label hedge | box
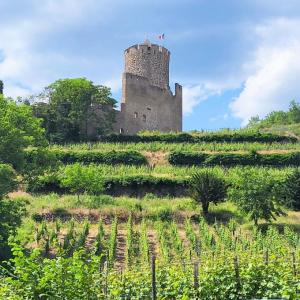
[168,151,300,167]
[25,150,147,166]
[28,174,189,197]
[99,132,297,143]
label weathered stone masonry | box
[114,40,182,134]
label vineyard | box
[1,130,300,299]
[2,215,300,299]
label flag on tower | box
[158,33,165,40]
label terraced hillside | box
[3,130,300,299]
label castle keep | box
[114,40,182,134]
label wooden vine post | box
[193,261,200,296]
[233,256,241,299]
[151,256,157,300]
[292,252,297,276]
[264,250,269,266]
[103,261,109,299]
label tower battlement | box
[124,40,170,89]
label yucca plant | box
[189,170,228,215]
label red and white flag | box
[158,33,165,40]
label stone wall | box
[115,73,182,134]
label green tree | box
[248,100,300,127]
[229,168,285,225]
[33,78,116,142]
[189,170,227,215]
[280,168,300,210]
[0,164,26,260]
[0,164,17,198]
[0,80,3,94]
[247,115,260,128]
[0,95,47,170]
[288,100,300,123]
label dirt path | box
[143,151,169,166]
[115,229,126,269]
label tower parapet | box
[113,41,182,134]
[124,40,170,89]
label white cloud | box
[0,0,114,98]
[103,77,122,94]
[230,18,300,125]
[182,84,210,115]
[182,78,240,115]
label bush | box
[0,198,27,260]
[228,168,285,225]
[59,163,105,200]
[168,151,300,167]
[0,164,27,260]
[100,131,296,143]
[45,150,147,165]
[280,168,300,210]
[0,164,17,198]
[28,172,189,197]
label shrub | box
[0,164,17,198]
[100,131,296,143]
[228,168,285,225]
[0,164,26,260]
[48,150,147,165]
[189,170,228,215]
[59,163,105,200]
[168,151,300,167]
[28,172,189,197]
[280,168,300,210]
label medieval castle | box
[1,41,182,137]
[113,40,182,134]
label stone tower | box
[115,40,182,134]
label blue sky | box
[1,0,300,130]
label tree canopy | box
[0,95,47,170]
[0,164,17,198]
[0,163,26,260]
[228,168,285,225]
[248,100,300,127]
[32,78,117,142]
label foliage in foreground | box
[0,239,299,299]
[0,164,26,260]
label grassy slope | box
[261,123,300,140]
[12,193,300,231]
